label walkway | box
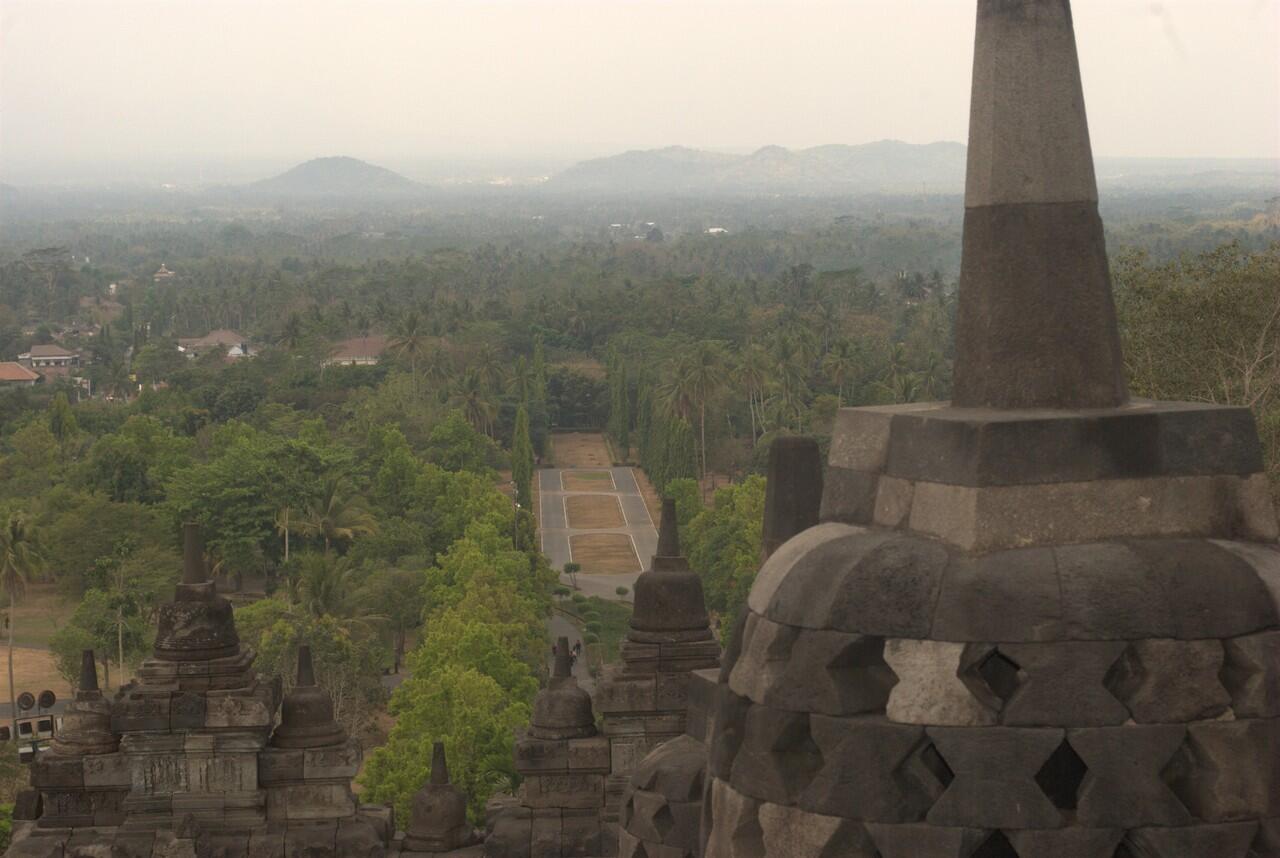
[539,466,658,602]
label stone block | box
[522,774,604,810]
[609,738,656,776]
[828,406,907,472]
[485,810,533,858]
[1071,725,1192,827]
[246,831,285,858]
[516,737,569,773]
[707,687,750,781]
[281,782,356,820]
[39,785,96,826]
[799,717,937,823]
[884,639,997,727]
[728,705,823,806]
[652,672,690,711]
[1165,720,1279,822]
[924,726,1063,829]
[931,547,1064,642]
[817,466,878,525]
[727,613,797,706]
[872,476,914,528]
[561,808,602,856]
[1223,631,1280,718]
[194,832,249,858]
[746,524,878,621]
[1252,818,1280,858]
[357,804,394,843]
[302,743,360,780]
[111,831,158,858]
[112,694,171,733]
[169,693,206,731]
[566,737,609,773]
[13,790,42,820]
[1007,828,1124,858]
[204,690,273,729]
[335,818,387,858]
[863,823,985,858]
[685,669,718,743]
[703,779,762,858]
[759,801,878,857]
[1123,822,1258,858]
[151,831,198,858]
[530,809,561,858]
[1105,639,1231,723]
[64,829,114,857]
[594,676,656,715]
[31,757,84,789]
[283,823,336,858]
[1239,473,1280,541]
[818,535,949,638]
[1056,541,1176,640]
[5,832,70,858]
[997,641,1129,727]
[91,789,126,826]
[258,749,304,785]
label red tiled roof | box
[0,362,39,382]
[329,335,389,360]
[26,344,78,358]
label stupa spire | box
[655,498,680,557]
[78,649,98,693]
[553,636,573,679]
[181,521,206,585]
[951,0,1128,409]
[430,741,450,786]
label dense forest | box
[0,191,1277,827]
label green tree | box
[48,392,78,443]
[299,477,378,554]
[511,406,534,511]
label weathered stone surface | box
[301,743,360,780]
[872,476,914,528]
[703,779,762,858]
[521,773,604,810]
[762,436,823,558]
[1251,818,1280,858]
[334,818,387,858]
[1071,725,1192,828]
[996,641,1128,727]
[727,705,823,806]
[799,718,939,823]
[632,736,705,803]
[747,524,874,619]
[864,823,985,858]
[246,831,285,858]
[1165,720,1280,822]
[758,802,879,857]
[685,669,719,744]
[932,548,1063,642]
[1240,473,1280,541]
[817,466,878,526]
[925,726,1063,829]
[1223,631,1280,718]
[1105,639,1231,724]
[257,749,304,785]
[884,640,997,726]
[707,686,750,782]
[283,822,337,858]
[1123,822,1259,858]
[5,832,70,858]
[1007,828,1124,858]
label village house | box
[0,362,40,387]
[323,334,388,367]
[176,329,257,360]
[17,343,82,379]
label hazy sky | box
[2,0,1277,182]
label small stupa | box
[271,645,348,749]
[51,650,119,757]
[402,742,476,853]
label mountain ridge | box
[250,156,420,197]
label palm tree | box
[0,513,44,739]
[297,553,358,618]
[822,340,860,407]
[389,311,429,384]
[450,369,498,436]
[298,478,378,554]
[474,344,505,393]
[676,342,727,492]
[738,344,772,444]
[275,506,293,564]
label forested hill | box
[548,142,1280,195]
[250,156,421,197]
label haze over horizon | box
[2,0,1278,185]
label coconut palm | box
[0,513,44,740]
[450,369,498,436]
[298,478,378,554]
[389,310,430,384]
[822,340,860,407]
[738,344,772,444]
[674,341,727,491]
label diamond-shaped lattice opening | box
[978,649,1023,703]
[1035,738,1088,810]
[650,803,675,840]
[919,742,954,789]
[1111,844,1137,858]
[971,831,1020,858]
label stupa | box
[703,2,1280,857]
[596,498,721,826]
[402,742,478,854]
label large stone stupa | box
[703,2,1280,857]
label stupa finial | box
[181,522,205,585]
[656,498,680,557]
[951,0,1127,410]
[430,741,450,785]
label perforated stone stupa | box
[702,1,1280,856]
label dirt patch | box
[570,534,641,574]
[3,648,72,702]
[563,470,615,492]
[565,495,625,529]
[553,433,613,468]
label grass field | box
[563,470,614,492]
[565,495,625,529]
[553,433,612,468]
[569,533,641,574]
[3,648,72,701]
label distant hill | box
[250,157,420,197]
[548,142,1280,196]
[548,141,967,194]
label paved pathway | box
[539,466,658,602]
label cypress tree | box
[512,406,534,510]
